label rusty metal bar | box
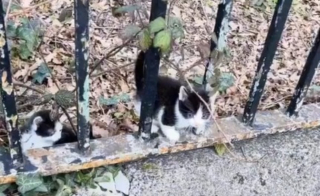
[0,0,23,166]
[202,0,233,89]
[138,0,167,140]
[0,103,317,184]
[287,29,320,116]
[242,0,293,126]
[74,0,90,153]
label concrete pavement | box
[126,129,320,196]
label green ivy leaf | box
[55,185,72,196]
[99,93,130,106]
[148,17,166,34]
[16,174,44,194]
[139,29,152,51]
[0,184,10,193]
[214,143,226,156]
[32,184,49,193]
[32,63,51,84]
[10,4,22,11]
[18,42,33,59]
[16,27,38,51]
[120,24,141,40]
[107,166,121,178]
[63,173,77,188]
[94,175,111,183]
[20,17,29,26]
[17,26,33,42]
[114,5,140,14]
[142,163,159,171]
[219,72,235,92]
[168,16,185,39]
[6,20,17,38]
[16,18,41,56]
[153,29,171,53]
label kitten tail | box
[134,51,146,92]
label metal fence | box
[0,0,319,182]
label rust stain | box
[41,154,146,176]
[1,71,13,95]
[0,31,5,47]
[0,176,16,184]
[26,148,51,157]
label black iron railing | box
[138,0,167,140]
[0,0,319,179]
[74,0,91,154]
[0,0,23,167]
[242,0,293,125]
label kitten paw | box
[166,131,180,142]
[193,126,206,135]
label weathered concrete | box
[126,128,320,196]
[3,104,320,184]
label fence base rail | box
[0,103,320,184]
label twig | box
[185,79,267,162]
[89,31,141,77]
[13,81,45,94]
[5,0,13,23]
[199,0,210,34]
[261,95,291,110]
[132,0,146,27]
[162,58,185,81]
[182,58,206,74]
[240,146,247,161]
[61,106,77,135]
[184,74,269,162]
[34,25,76,134]
[37,41,61,91]
[8,0,52,18]
[184,79,234,148]
[91,62,134,78]
[166,0,179,27]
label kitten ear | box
[179,86,188,101]
[33,116,43,126]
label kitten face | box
[21,114,63,153]
[32,116,63,142]
[178,86,211,128]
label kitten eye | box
[202,112,210,119]
[187,113,193,118]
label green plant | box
[114,5,185,54]
[8,17,42,60]
[0,166,130,195]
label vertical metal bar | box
[203,0,233,88]
[0,0,23,165]
[287,29,320,116]
[242,0,293,125]
[75,0,90,153]
[138,0,167,140]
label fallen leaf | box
[214,143,226,156]
[114,171,130,195]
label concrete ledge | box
[1,103,320,184]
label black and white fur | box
[20,110,94,153]
[133,51,212,142]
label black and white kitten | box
[21,110,94,153]
[133,51,212,142]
